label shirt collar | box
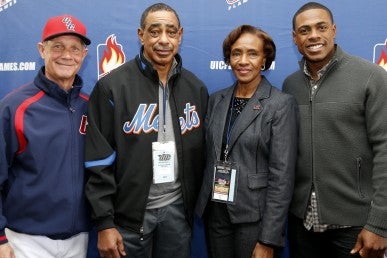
[303,59,332,81]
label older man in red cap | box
[0,14,91,258]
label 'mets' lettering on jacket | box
[122,103,200,134]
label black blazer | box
[195,77,299,247]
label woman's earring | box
[261,64,266,71]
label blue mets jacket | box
[0,67,90,244]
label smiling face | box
[229,32,266,87]
[293,8,336,71]
[38,34,87,91]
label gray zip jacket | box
[283,45,387,237]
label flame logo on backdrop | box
[97,34,125,79]
[373,38,387,71]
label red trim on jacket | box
[14,91,45,154]
[0,235,7,244]
[79,93,89,101]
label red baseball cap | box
[42,14,91,45]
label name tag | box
[212,161,238,204]
[152,141,176,184]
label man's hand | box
[0,243,15,258]
[351,229,387,258]
[98,228,126,258]
[251,242,274,258]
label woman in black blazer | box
[195,25,299,258]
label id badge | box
[152,141,176,184]
[211,161,238,204]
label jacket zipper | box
[67,94,78,233]
[356,157,364,198]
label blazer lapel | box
[211,86,234,160]
[227,77,271,151]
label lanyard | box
[162,85,167,134]
[159,83,169,141]
[224,93,239,161]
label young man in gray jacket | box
[283,2,387,258]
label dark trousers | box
[205,201,282,258]
[117,198,191,258]
[287,214,362,258]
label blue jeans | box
[117,198,191,258]
[288,214,362,258]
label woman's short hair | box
[223,24,276,71]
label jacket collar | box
[220,76,272,101]
[298,44,344,72]
[34,67,83,104]
[214,76,272,158]
[135,46,182,85]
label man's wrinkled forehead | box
[143,10,180,29]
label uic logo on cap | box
[62,17,76,31]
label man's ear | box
[37,42,45,59]
[138,28,144,45]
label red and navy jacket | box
[0,67,90,244]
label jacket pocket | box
[356,157,365,199]
[247,173,268,190]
